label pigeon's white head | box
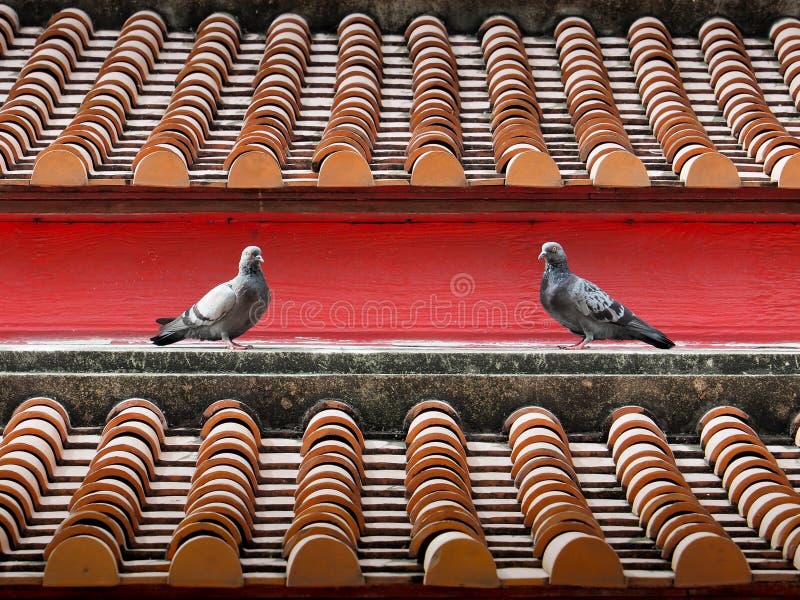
[538,241,567,265]
[239,246,264,272]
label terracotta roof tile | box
[404,401,498,586]
[3,395,800,592]
[628,17,741,187]
[165,400,258,586]
[225,13,310,188]
[0,6,799,188]
[699,18,800,186]
[555,17,650,187]
[41,399,166,586]
[771,18,800,110]
[699,406,800,571]
[313,14,382,187]
[0,4,17,54]
[404,16,466,186]
[284,403,365,586]
[0,8,89,173]
[479,16,561,186]
[608,407,751,587]
[30,11,166,186]
[507,407,625,587]
[131,12,240,186]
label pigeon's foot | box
[559,339,591,350]
[226,341,254,351]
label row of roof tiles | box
[2,7,800,189]
[4,396,800,589]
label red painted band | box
[1,219,796,344]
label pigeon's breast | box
[541,274,584,333]
[223,277,270,338]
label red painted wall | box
[1,219,797,345]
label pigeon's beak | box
[537,251,546,260]
[257,255,264,263]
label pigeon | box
[151,245,270,350]
[538,241,674,350]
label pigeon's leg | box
[223,335,253,351]
[570,338,592,350]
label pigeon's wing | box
[570,277,629,324]
[179,282,237,329]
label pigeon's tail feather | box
[155,317,176,325]
[638,330,675,350]
[627,317,675,349]
[150,329,187,346]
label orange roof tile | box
[225,13,310,188]
[479,16,561,186]
[1,5,798,190]
[2,394,800,593]
[628,17,741,187]
[699,18,800,186]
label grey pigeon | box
[538,241,674,350]
[151,245,270,349]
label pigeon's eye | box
[549,246,557,253]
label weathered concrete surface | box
[4,0,798,37]
[1,347,799,375]
[0,347,798,435]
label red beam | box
[1,219,797,344]
[0,184,798,220]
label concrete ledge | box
[0,347,798,434]
[2,347,798,375]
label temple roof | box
[1,4,800,189]
[3,394,800,593]
[3,2,800,595]
[0,348,799,595]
